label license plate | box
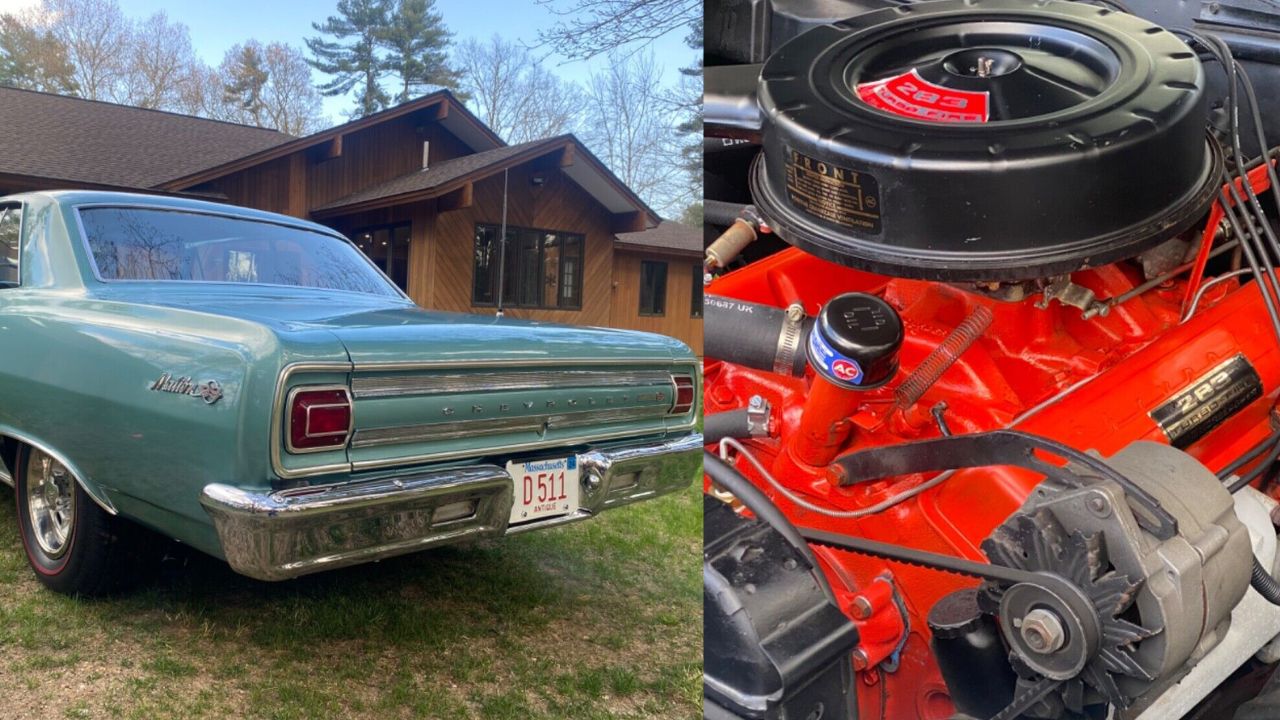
[507,456,580,525]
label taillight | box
[287,387,353,453]
[670,374,696,415]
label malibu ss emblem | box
[150,372,224,405]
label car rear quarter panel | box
[0,291,344,558]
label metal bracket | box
[829,430,1178,540]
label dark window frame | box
[471,223,585,311]
[351,221,412,293]
[639,260,668,317]
[690,264,703,318]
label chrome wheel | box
[24,449,75,558]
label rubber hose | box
[705,295,812,376]
[1252,556,1280,606]
[703,451,835,603]
[705,199,749,227]
[705,409,754,445]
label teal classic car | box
[0,191,702,594]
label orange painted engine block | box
[704,246,1280,719]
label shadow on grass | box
[0,482,701,718]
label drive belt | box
[798,526,1073,720]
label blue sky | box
[102,0,695,121]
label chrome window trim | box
[0,201,22,289]
[350,369,676,399]
[284,385,355,455]
[270,358,699,480]
[70,203,410,301]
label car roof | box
[3,190,345,238]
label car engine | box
[701,1,1280,718]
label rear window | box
[79,207,399,297]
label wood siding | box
[193,108,473,216]
[168,112,701,351]
[611,249,704,355]
[426,162,615,327]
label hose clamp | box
[746,395,772,437]
[773,303,806,376]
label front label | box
[1150,354,1262,449]
[855,69,990,123]
[784,148,882,234]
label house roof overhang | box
[155,91,504,192]
[310,134,662,229]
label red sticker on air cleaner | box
[856,69,990,123]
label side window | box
[639,260,668,316]
[0,204,20,287]
[690,264,703,318]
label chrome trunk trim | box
[206,433,703,581]
[350,404,670,448]
[270,359,699,481]
[350,370,675,399]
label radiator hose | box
[705,295,812,376]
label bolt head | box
[851,596,873,620]
[851,649,869,670]
[1020,608,1067,654]
[1086,494,1111,518]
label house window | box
[472,224,584,310]
[639,260,667,316]
[353,223,411,292]
[0,203,19,287]
[691,264,703,318]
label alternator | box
[981,441,1253,716]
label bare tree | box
[119,12,197,109]
[668,18,701,225]
[259,42,327,135]
[455,35,582,143]
[535,0,698,59]
[177,62,239,120]
[43,0,130,100]
[582,50,683,216]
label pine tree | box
[379,0,458,104]
[222,42,269,126]
[0,14,78,94]
[305,0,391,117]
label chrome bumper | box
[200,433,702,581]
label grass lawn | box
[0,482,702,719]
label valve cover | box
[751,0,1222,281]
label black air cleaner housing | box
[751,0,1222,281]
